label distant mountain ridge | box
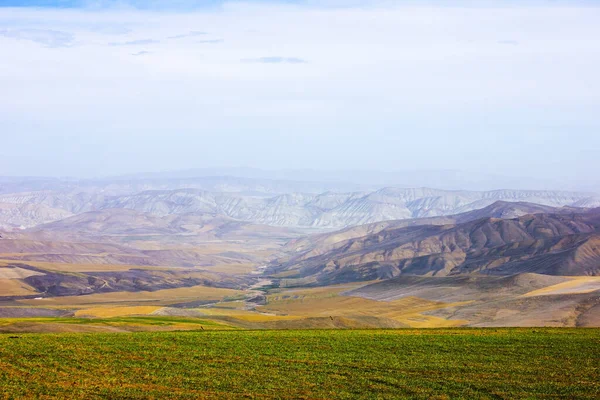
[0,175,372,196]
[8,167,589,192]
[0,183,598,230]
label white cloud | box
[241,56,307,64]
[108,38,159,46]
[168,31,207,39]
[0,2,599,179]
[0,28,74,47]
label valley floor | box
[2,272,599,332]
[0,328,598,399]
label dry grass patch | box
[260,293,468,328]
[0,266,45,279]
[18,285,244,307]
[401,313,466,328]
[205,300,247,310]
[198,263,256,275]
[267,282,376,303]
[74,306,162,318]
[229,314,304,322]
[0,316,233,333]
[197,308,303,322]
[0,279,39,296]
[0,259,175,273]
[521,276,600,297]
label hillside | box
[1,181,599,329]
[271,208,600,286]
[29,208,303,241]
[0,202,72,230]
[344,273,600,327]
[281,201,572,261]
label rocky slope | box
[270,208,600,286]
[281,201,573,261]
[0,202,73,230]
[0,263,243,299]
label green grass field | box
[1,328,599,399]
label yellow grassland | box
[259,293,468,328]
[266,282,377,302]
[0,279,39,296]
[17,285,244,307]
[124,241,277,255]
[225,314,303,322]
[198,263,256,275]
[0,260,226,285]
[197,308,304,322]
[0,320,234,333]
[206,300,247,309]
[0,259,175,273]
[270,269,301,278]
[0,266,45,279]
[74,306,163,318]
[521,276,600,297]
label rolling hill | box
[343,273,600,327]
[281,201,573,260]
[270,207,600,286]
[28,208,303,241]
[1,176,599,329]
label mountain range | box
[271,202,600,286]
[1,176,598,230]
[1,177,599,328]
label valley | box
[1,175,600,331]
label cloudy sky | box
[0,1,599,188]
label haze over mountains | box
[1,172,600,328]
[0,173,598,230]
[265,201,600,327]
[1,0,599,337]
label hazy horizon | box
[1,0,599,189]
[1,165,598,193]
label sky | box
[0,1,599,190]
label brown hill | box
[344,273,600,327]
[0,262,244,299]
[271,207,600,286]
[281,201,579,264]
[29,208,303,241]
[0,236,265,268]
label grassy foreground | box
[0,328,599,399]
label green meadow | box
[1,328,599,399]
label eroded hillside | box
[271,207,600,286]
